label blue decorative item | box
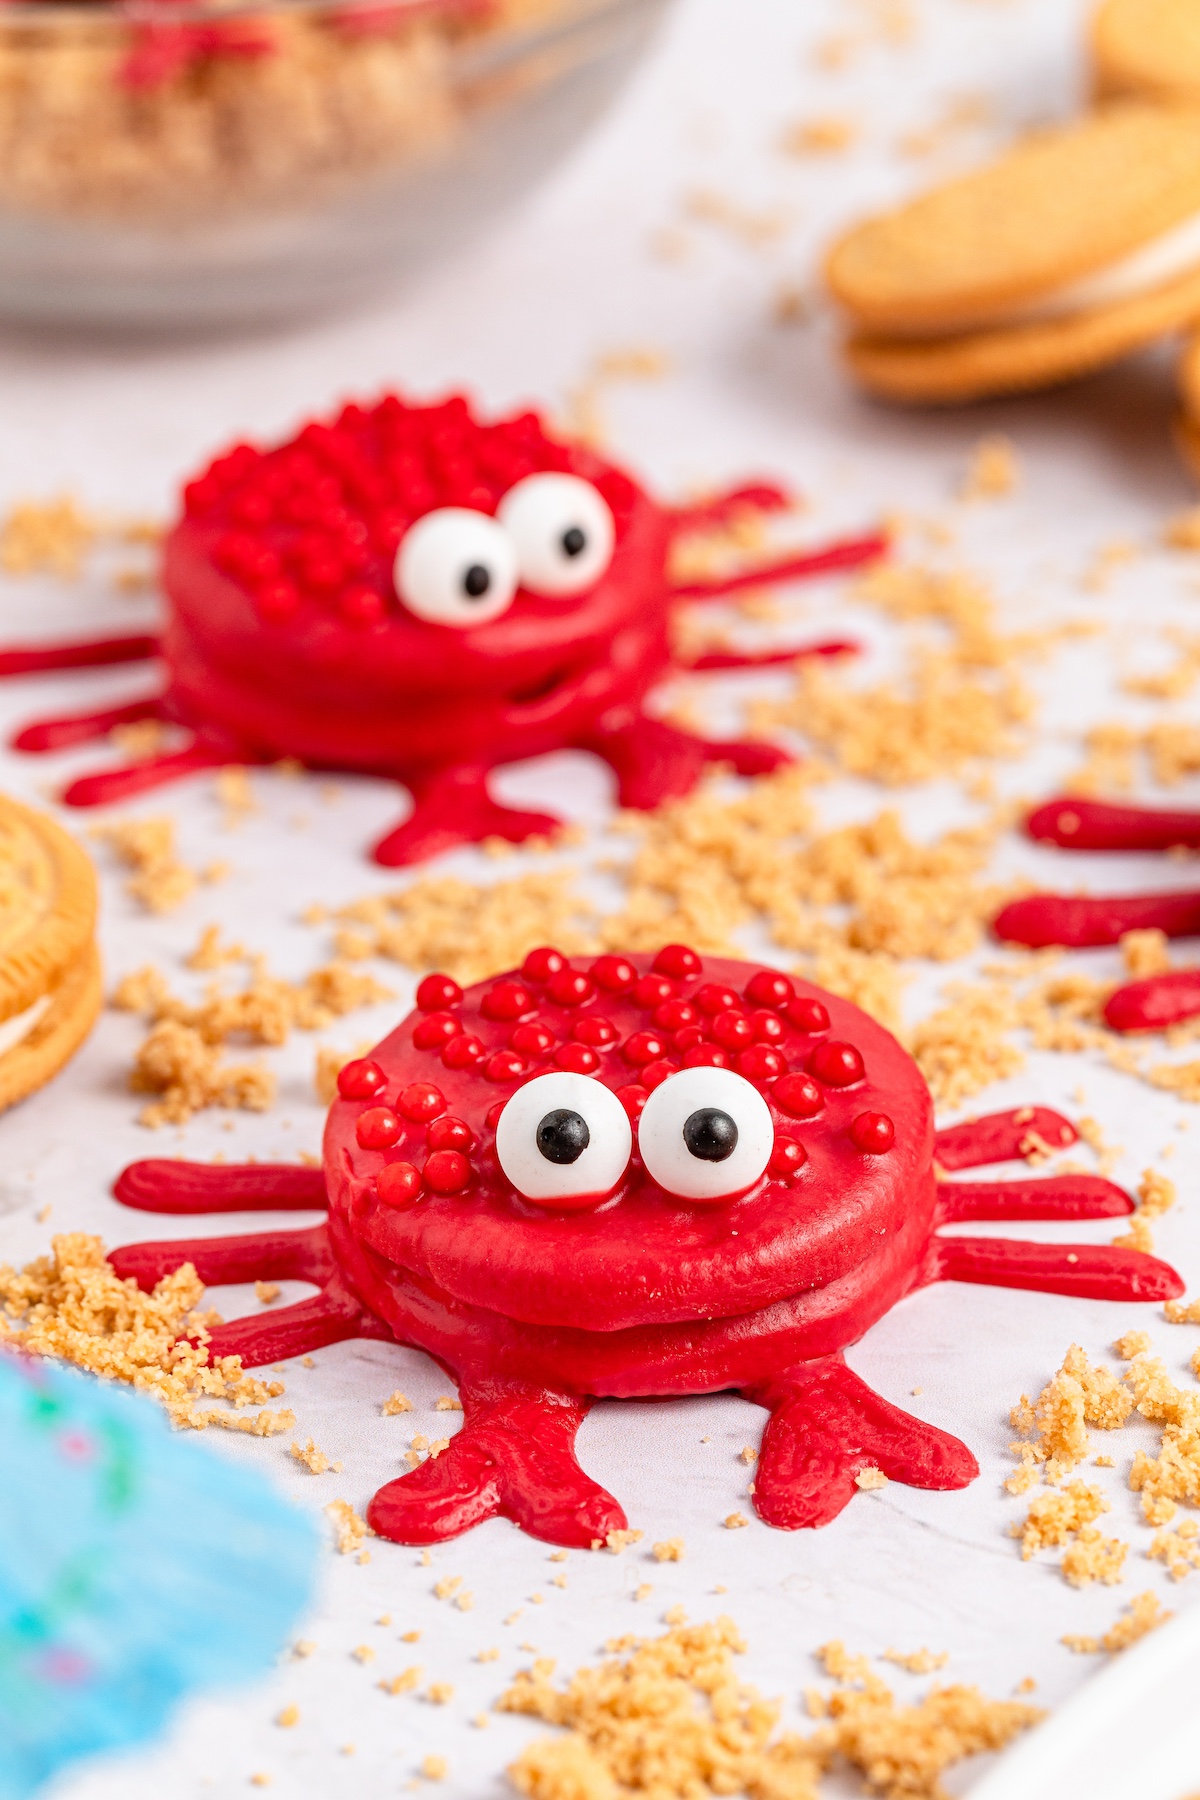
[0,1350,318,1799]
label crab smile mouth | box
[507,665,573,707]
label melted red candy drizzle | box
[424,1150,471,1195]
[749,1009,785,1044]
[416,973,462,1011]
[555,1043,600,1074]
[851,1112,895,1154]
[572,1016,617,1047]
[738,1045,785,1081]
[745,970,793,1010]
[652,944,703,980]
[641,1058,679,1090]
[769,1137,807,1176]
[711,1010,753,1051]
[810,1041,864,1087]
[412,1011,461,1049]
[397,1081,446,1123]
[522,946,567,984]
[511,1020,555,1057]
[356,1106,402,1150]
[485,1050,526,1083]
[337,1057,387,1101]
[442,1035,485,1070]
[615,1083,648,1120]
[548,968,594,1007]
[623,1030,668,1066]
[654,999,697,1033]
[787,996,831,1035]
[427,1115,474,1153]
[377,1161,423,1207]
[694,983,740,1016]
[634,973,675,1010]
[481,981,534,1021]
[774,1074,824,1119]
[590,956,636,993]
[683,1043,731,1068]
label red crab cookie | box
[0,393,883,866]
[108,948,1181,1548]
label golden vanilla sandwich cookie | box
[0,794,101,1111]
[1092,0,1200,105]
[1174,329,1200,479]
[825,104,1200,403]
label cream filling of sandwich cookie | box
[0,993,52,1059]
[875,207,1200,338]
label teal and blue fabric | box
[0,1350,317,1799]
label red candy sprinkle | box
[485,1100,506,1132]
[398,1081,446,1123]
[548,968,594,1007]
[683,1043,731,1069]
[787,995,831,1035]
[481,980,534,1021]
[711,1010,753,1052]
[745,970,794,1010]
[774,1074,824,1119]
[616,1084,649,1122]
[484,1050,526,1083]
[555,1042,600,1074]
[769,1137,807,1177]
[652,944,702,980]
[749,1009,785,1044]
[589,955,636,994]
[522,946,566,984]
[416,972,462,1011]
[640,1058,679,1090]
[810,1041,865,1087]
[337,1057,386,1101]
[413,1011,462,1050]
[424,1149,471,1195]
[427,1115,474,1153]
[654,999,698,1033]
[694,983,740,1016]
[737,1045,786,1081]
[674,1024,705,1054]
[623,1029,668,1066]
[633,974,674,1010]
[510,1020,555,1058]
[851,1112,895,1154]
[377,1162,423,1208]
[572,1016,617,1047]
[356,1106,402,1150]
[442,1035,485,1070]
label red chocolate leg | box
[935,1173,1133,1224]
[0,633,158,677]
[995,889,1200,949]
[367,1380,626,1548]
[12,694,167,754]
[933,1106,1077,1171]
[61,741,229,807]
[1104,971,1200,1032]
[109,1224,334,1291]
[204,1275,389,1364]
[685,640,858,671]
[928,1237,1182,1303]
[114,1158,329,1215]
[670,531,888,601]
[372,766,560,867]
[1027,797,1200,852]
[744,1358,977,1529]
[587,712,789,810]
[668,482,794,532]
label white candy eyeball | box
[495,1071,632,1206]
[497,474,615,598]
[637,1067,773,1202]
[395,507,518,628]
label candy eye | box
[395,507,518,627]
[497,474,615,598]
[637,1067,773,1202]
[495,1071,632,1205]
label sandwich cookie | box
[1092,0,1200,105]
[1175,328,1200,478]
[825,104,1200,403]
[0,794,101,1111]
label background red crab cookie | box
[323,951,937,1336]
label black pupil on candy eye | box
[561,526,587,559]
[536,1108,590,1165]
[463,563,491,598]
[682,1108,738,1162]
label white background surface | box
[3,0,1200,1793]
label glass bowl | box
[0,0,669,329]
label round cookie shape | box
[1092,0,1200,104]
[827,105,1200,337]
[321,953,935,1333]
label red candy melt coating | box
[416,973,462,1011]
[108,951,1184,1561]
[810,1041,865,1087]
[337,1057,387,1101]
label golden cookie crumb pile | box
[0,1232,290,1433]
[94,817,199,915]
[1062,1591,1171,1655]
[1008,1344,1133,1487]
[325,1499,373,1555]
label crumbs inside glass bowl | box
[0,0,666,326]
